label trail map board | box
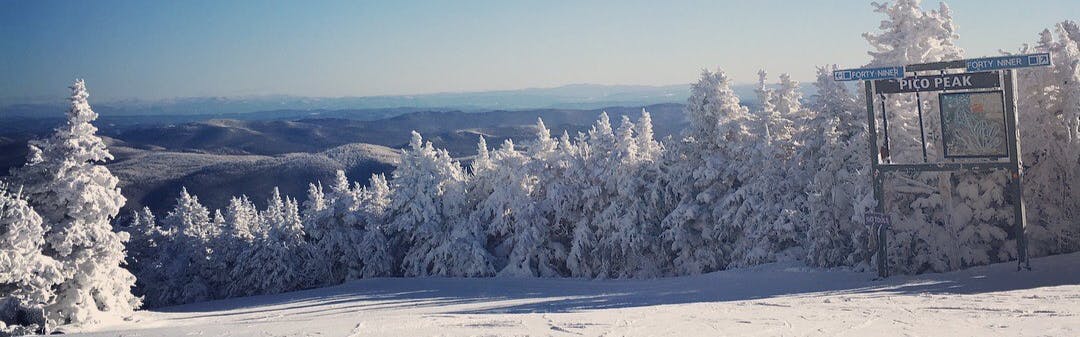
[939,91,1008,158]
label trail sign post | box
[864,211,891,277]
[835,53,1051,278]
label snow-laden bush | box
[0,184,62,334]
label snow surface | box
[66,252,1078,336]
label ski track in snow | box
[68,253,1079,337]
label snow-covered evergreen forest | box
[2,1,1078,334]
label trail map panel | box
[939,91,1008,158]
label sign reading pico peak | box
[875,72,999,94]
[833,65,905,81]
[966,53,1052,72]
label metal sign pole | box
[880,94,891,163]
[864,81,888,278]
[1002,69,1031,270]
[915,91,929,163]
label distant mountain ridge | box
[1,103,690,213]
[1,83,813,118]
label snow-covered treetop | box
[589,112,615,148]
[473,136,494,174]
[687,68,752,147]
[756,69,776,117]
[163,187,213,240]
[409,130,424,152]
[776,73,802,117]
[635,109,662,160]
[811,65,858,118]
[44,79,113,164]
[615,115,639,163]
[864,0,963,66]
[531,118,558,158]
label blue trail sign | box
[833,66,905,81]
[966,53,1052,72]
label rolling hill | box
[2,103,687,214]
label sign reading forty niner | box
[966,53,1052,72]
[874,71,999,94]
[833,66,905,81]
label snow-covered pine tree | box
[303,169,393,283]
[0,184,63,332]
[776,72,815,252]
[660,69,752,275]
[566,113,623,277]
[355,173,393,278]
[475,139,551,277]
[148,188,215,306]
[211,195,259,298]
[465,136,498,255]
[627,110,670,277]
[229,189,308,296]
[524,118,572,277]
[543,130,585,276]
[589,116,630,277]
[729,71,804,267]
[635,110,664,160]
[125,207,160,273]
[303,172,363,285]
[279,196,309,284]
[300,181,332,286]
[1015,21,1080,257]
[124,207,163,302]
[388,132,492,277]
[7,79,139,325]
[223,195,260,243]
[592,112,669,278]
[804,65,875,268]
[723,71,777,267]
[469,118,564,277]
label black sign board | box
[874,72,999,94]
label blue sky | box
[1,0,1076,103]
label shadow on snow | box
[153,252,1079,317]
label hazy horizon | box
[0,82,695,106]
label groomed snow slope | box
[72,253,1078,337]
